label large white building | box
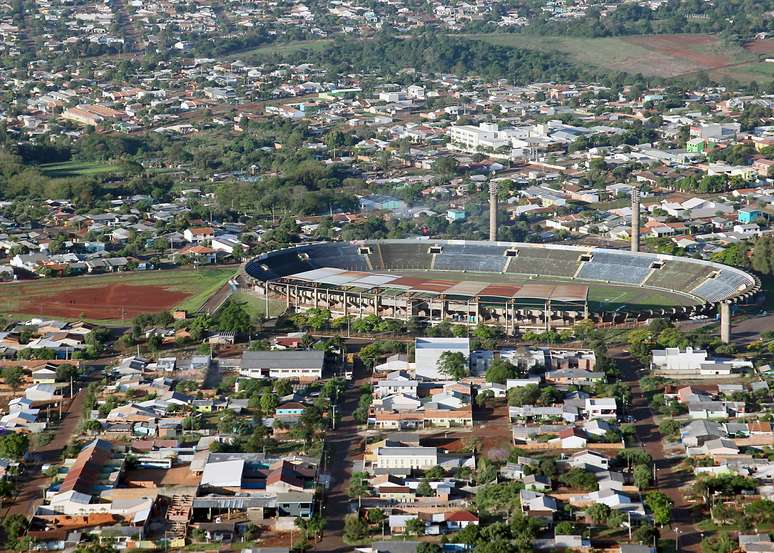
[449,122,510,152]
[239,350,324,381]
[374,447,438,470]
[415,337,470,381]
[651,347,751,378]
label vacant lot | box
[468,32,770,80]
[39,160,122,178]
[230,38,333,60]
[0,267,236,323]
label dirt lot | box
[624,34,730,68]
[0,267,235,322]
[15,283,189,320]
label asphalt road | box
[3,385,88,520]
[315,367,369,552]
[679,313,774,346]
[616,350,703,552]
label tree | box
[656,327,687,348]
[295,514,325,545]
[425,465,445,480]
[633,523,659,546]
[1,366,23,390]
[645,491,673,526]
[188,314,212,341]
[0,433,29,460]
[701,531,735,553]
[559,468,598,491]
[627,328,655,364]
[554,521,575,535]
[476,389,494,408]
[343,514,368,544]
[260,392,278,414]
[586,503,611,525]
[744,499,774,528]
[432,156,459,176]
[437,351,468,380]
[274,379,293,396]
[485,358,518,384]
[633,464,652,489]
[405,517,425,536]
[305,308,332,331]
[1,514,27,545]
[367,508,386,537]
[416,478,433,497]
[216,300,252,333]
[0,479,15,502]
[55,364,80,382]
[147,333,163,351]
[348,472,370,509]
[752,236,774,275]
[507,384,540,406]
[82,419,103,434]
[617,448,652,469]
[474,481,523,515]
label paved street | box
[616,349,702,552]
[3,387,88,520]
[316,366,369,552]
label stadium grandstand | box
[245,240,760,333]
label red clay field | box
[623,34,731,71]
[14,283,189,320]
[0,267,235,322]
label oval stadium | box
[244,240,761,333]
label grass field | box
[230,290,287,319]
[0,267,236,324]
[230,39,333,60]
[467,32,773,81]
[39,161,122,178]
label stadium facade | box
[244,240,760,333]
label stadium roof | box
[283,267,587,301]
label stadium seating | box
[433,244,508,273]
[577,251,653,285]
[506,248,582,278]
[246,249,313,280]
[375,242,433,270]
[692,270,754,303]
[644,263,714,293]
[306,243,368,271]
[244,241,758,308]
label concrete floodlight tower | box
[489,181,497,242]
[720,301,732,344]
[630,186,641,253]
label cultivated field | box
[468,32,774,81]
[0,267,236,323]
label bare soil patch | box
[17,283,189,320]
